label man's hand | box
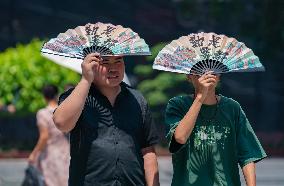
[28,152,37,164]
[190,72,218,103]
[81,53,102,83]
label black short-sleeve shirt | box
[58,82,159,186]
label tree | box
[134,42,193,122]
[0,39,80,113]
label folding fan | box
[41,22,151,59]
[153,32,265,75]
[41,22,150,85]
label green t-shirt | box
[165,95,267,186]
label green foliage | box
[134,43,193,122]
[0,39,80,113]
[137,72,188,107]
[145,42,168,62]
[134,65,153,77]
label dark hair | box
[64,83,75,92]
[42,84,58,100]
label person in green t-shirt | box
[165,72,267,186]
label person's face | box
[93,56,125,87]
[186,73,220,91]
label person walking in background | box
[165,73,267,186]
[28,84,70,186]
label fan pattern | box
[153,32,265,75]
[41,22,151,59]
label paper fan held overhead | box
[153,32,265,75]
[41,22,151,60]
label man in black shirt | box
[53,53,160,186]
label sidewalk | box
[0,157,284,186]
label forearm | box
[174,97,202,144]
[53,78,91,132]
[31,137,47,156]
[242,162,256,186]
[143,147,160,186]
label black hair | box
[64,83,75,92]
[42,84,58,100]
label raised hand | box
[81,53,102,84]
[190,72,218,103]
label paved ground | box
[0,157,283,186]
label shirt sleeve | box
[165,97,188,153]
[236,105,267,168]
[141,102,160,149]
[36,109,48,128]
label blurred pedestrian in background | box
[28,84,70,186]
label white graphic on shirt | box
[193,125,230,150]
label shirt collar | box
[89,82,130,108]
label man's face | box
[93,56,125,87]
